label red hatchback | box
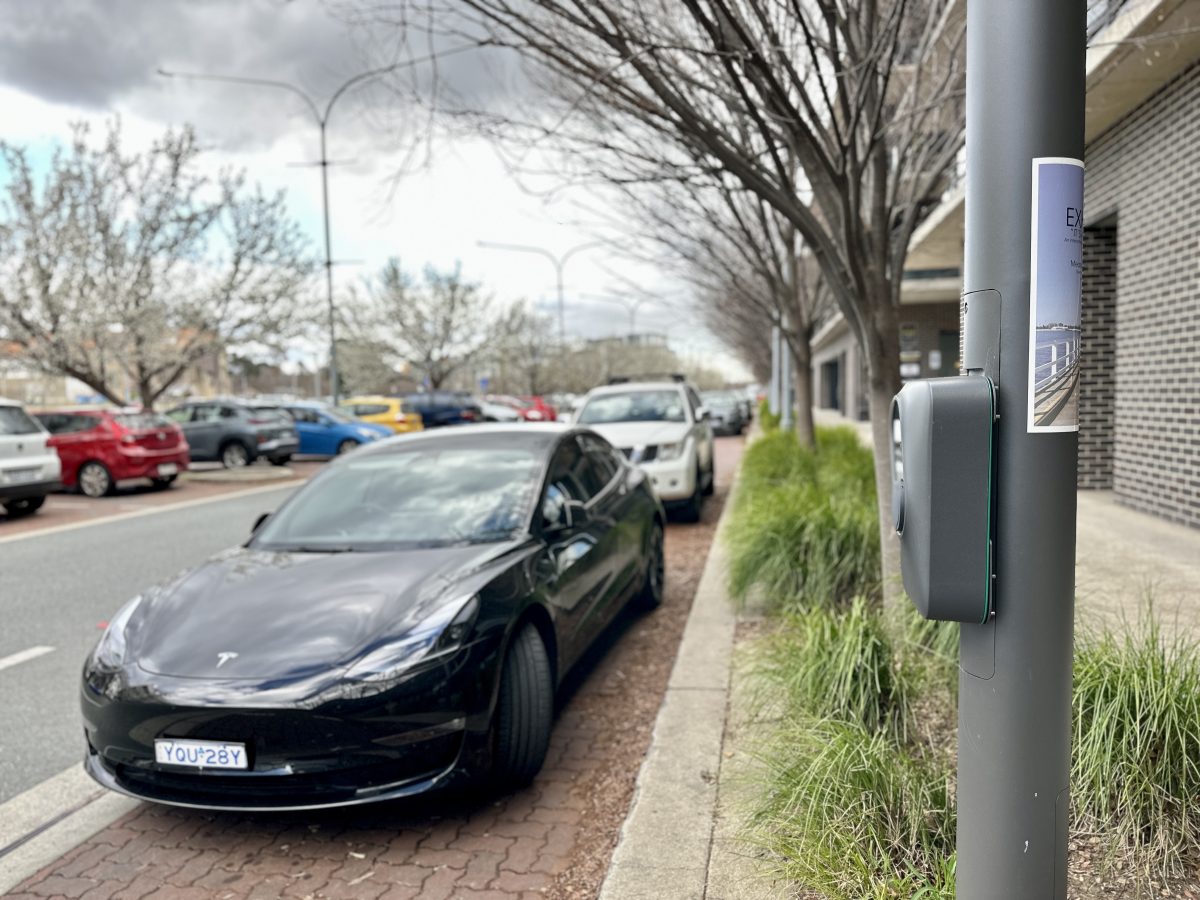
[33,408,190,497]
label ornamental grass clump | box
[748,716,956,900]
[727,427,878,613]
[1072,608,1200,877]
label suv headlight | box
[93,596,143,670]
[657,440,686,462]
[344,595,479,684]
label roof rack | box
[606,373,688,385]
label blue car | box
[280,403,393,456]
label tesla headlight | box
[344,595,479,684]
[93,596,143,669]
[657,440,686,462]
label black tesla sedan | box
[81,424,665,811]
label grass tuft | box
[1072,607,1200,877]
[747,717,956,900]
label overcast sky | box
[0,0,746,380]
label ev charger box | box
[891,375,996,623]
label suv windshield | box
[253,446,540,551]
[578,390,687,425]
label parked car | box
[0,397,61,517]
[81,424,664,810]
[574,377,714,521]
[485,394,548,422]
[281,402,392,456]
[339,396,424,435]
[401,391,483,427]
[33,408,190,497]
[700,391,746,436]
[164,400,299,469]
[479,399,521,423]
[519,396,558,422]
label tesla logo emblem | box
[216,652,238,668]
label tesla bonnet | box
[81,424,664,810]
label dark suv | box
[164,401,299,468]
[399,392,483,427]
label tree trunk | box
[864,316,903,612]
[789,336,816,449]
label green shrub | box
[759,398,781,432]
[747,717,956,900]
[727,427,879,613]
[1072,609,1200,877]
[754,598,912,740]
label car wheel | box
[78,461,114,498]
[702,458,715,496]
[336,439,358,455]
[491,623,553,788]
[150,475,177,490]
[2,496,45,517]
[270,455,292,466]
[634,523,665,610]
[220,442,250,469]
[679,463,704,523]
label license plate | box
[154,739,247,770]
[2,468,38,485]
[156,463,178,476]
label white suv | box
[573,379,714,521]
[0,397,62,518]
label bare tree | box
[0,121,314,408]
[363,0,965,601]
[364,259,504,388]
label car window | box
[220,406,239,419]
[0,406,42,435]
[191,405,222,423]
[577,389,686,425]
[288,407,319,424]
[579,434,619,486]
[545,439,606,503]
[165,407,193,424]
[113,412,170,430]
[353,403,389,416]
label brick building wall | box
[1078,225,1117,489]
[1084,61,1200,527]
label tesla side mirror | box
[566,500,589,525]
[251,512,270,535]
[542,495,572,534]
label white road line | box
[0,481,298,547]
[0,646,54,673]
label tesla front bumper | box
[81,641,498,811]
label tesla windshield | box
[253,447,541,550]
[578,390,686,424]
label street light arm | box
[157,68,321,123]
[476,240,561,271]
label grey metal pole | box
[779,323,793,431]
[957,1,1084,897]
[769,325,781,415]
[319,122,339,404]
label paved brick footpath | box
[5,438,745,900]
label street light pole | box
[160,50,472,403]
[477,240,603,344]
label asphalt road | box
[0,484,302,804]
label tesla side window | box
[252,446,541,551]
[545,440,598,504]
[578,435,619,488]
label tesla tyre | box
[336,440,358,455]
[634,524,665,611]
[491,624,553,788]
[79,462,114,498]
[3,496,45,517]
[220,442,251,469]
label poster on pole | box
[1027,157,1084,432]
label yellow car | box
[339,396,424,434]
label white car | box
[573,380,714,521]
[0,397,62,518]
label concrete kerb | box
[599,460,743,900]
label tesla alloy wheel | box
[79,461,113,498]
[491,624,553,788]
[635,524,665,610]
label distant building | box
[812,0,1200,528]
